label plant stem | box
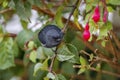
[0,8,12,14]
[49,46,58,73]
[110,30,120,49]
[73,65,120,78]
[107,32,118,62]
[48,0,81,73]
[61,0,80,33]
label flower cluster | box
[83,4,108,41]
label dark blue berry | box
[38,25,63,48]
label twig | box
[77,34,120,72]
[80,50,113,63]
[61,0,80,33]
[49,48,57,73]
[0,8,12,14]
[73,65,120,78]
[32,5,83,31]
[48,0,81,73]
[110,30,120,49]
[5,33,17,38]
[107,32,118,62]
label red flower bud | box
[92,5,100,23]
[103,9,108,23]
[83,30,90,41]
[85,23,89,30]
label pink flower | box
[92,5,100,23]
[103,9,108,23]
[83,30,90,41]
[85,23,89,30]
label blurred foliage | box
[0,0,120,80]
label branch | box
[61,0,80,33]
[77,34,120,72]
[47,0,81,73]
[32,3,83,32]
[73,65,120,78]
[5,33,17,38]
[80,50,114,64]
[0,8,12,14]
[108,32,118,62]
[49,48,57,73]
[110,30,120,49]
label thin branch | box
[80,50,114,64]
[61,0,80,33]
[5,33,17,38]
[110,30,120,49]
[32,5,83,31]
[49,48,57,72]
[47,0,81,73]
[73,65,120,78]
[0,8,12,14]
[107,32,118,62]
[77,34,120,72]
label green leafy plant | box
[0,0,120,80]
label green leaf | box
[47,72,55,79]
[33,58,48,76]
[29,50,37,63]
[98,21,113,40]
[8,0,15,9]
[66,44,79,63]
[108,0,120,5]
[0,37,15,70]
[101,40,107,47]
[43,47,54,57]
[23,50,30,66]
[71,36,85,51]
[61,62,75,75]
[78,68,86,74]
[40,58,48,71]
[20,20,28,30]
[2,0,8,8]
[34,63,43,76]
[36,47,46,60]
[80,56,87,65]
[14,0,31,21]
[24,1,32,17]
[107,6,114,12]
[57,44,74,61]
[44,77,49,80]
[55,74,67,80]
[12,41,19,57]
[16,30,34,49]
[0,37,3,43]
[55,5,64,28]
[89,54,94,61]
[0,25,5,33]
[57,44,79,63]
[57,54,74,61]
[86,4,92,13]
[96,63,101,70]
[28,41,35,50]
[64,29,76,43]
[73,8,79,22]
[33,0,41,7]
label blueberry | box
[38,25,63,48]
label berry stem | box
[49,0,81,73]
[49,47,58,73]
